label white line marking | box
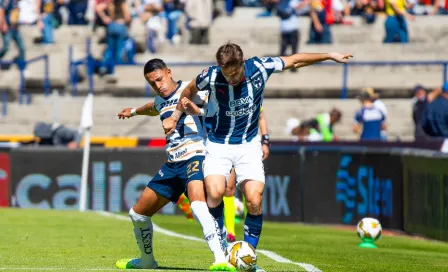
[98,211,322,272]
[257,250,322,272]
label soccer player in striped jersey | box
[115,58,235,271]
[164,43,352,272]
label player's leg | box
[116,187,169,269]
[116,163,176,270]
[233,140,266,272]
[183,157,235,271]
[223,168,236,242]
[204,141,233,247]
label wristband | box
[261,134,270,146]
[199,108,206,116]
[172,109,182,121]
[130,108,137,116]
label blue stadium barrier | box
[69,38,448,98]
[0,54,50,117]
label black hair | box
[143,59,167,76]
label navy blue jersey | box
[354,106,385,140]
[196,56,284,144]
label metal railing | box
[69,38,448,98]
[0,54,50,116]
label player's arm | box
[163,79,200,134]
[0,6,6,33]
[281,52,353,70]
[117,101,159,119]
[259,110,270,160]
[353,111,362,134]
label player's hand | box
[262,144,270,161]
[181,97,201,115]
[117,108,133,119]
[163,116,177,135]
[329,52,353,63]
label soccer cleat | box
[250,265,266,272]
[227,233,236,243]
[209,262,237,271]
[115,258,158,269]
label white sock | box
[191,201,227,264]
[129,208,156,266]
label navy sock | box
[244,213,263,249]
[209,201,224,230]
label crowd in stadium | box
[1,0,448,72]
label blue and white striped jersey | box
[196,56,284,144]
[155,81,209,162]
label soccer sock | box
[177,193,194,221]
[244,213,263,249]
[209,201,225,231]
[129,208,156,266]
[191,201,227,263]
[223,196,236,236]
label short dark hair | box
[143,59,167,76]
[215,42,244,67]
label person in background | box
[361,87,388,140]
[308,0,332,44]
[421,82,448,138]
[164,0,184,44]
[35,0,55,44]
[100,0,132,75]
[412,84,441,140]
[353,91,386,141]
[291,108,342,141]
[67,0,88,25]
[430,0,448,15]
[383,0,414,43]
[0,0,26,70]
[185,0,212,44]
[33,122,80,148]
[277,0,309,72]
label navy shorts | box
[147,156,205,203]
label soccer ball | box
[357,217,382,243]
[228,241,257,271]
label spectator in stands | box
[95,0,111,43]
[290,108,342,141]
[277,0,309,72]
[164,0,184,44]
[307,0,332,44]
[412,84,441,140]
[353,91,387,141]
[100,0,131,75]
[257,0,279,17]
[348,0,376,24]
[361,87,388,140]
[136,0,164,53]
[412,84,428,139]
[67,0,88,24]
[421,82,448,138]
[383,0,414,43]
[431,0,448,15]
[35,0,56,44]
[0,0,26,70]
[33,122,80,148]
[185,0,212,44]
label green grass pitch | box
[1,208,447,272]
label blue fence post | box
[341,63,348,99]
[1,92,7,117]
[44,54,50,96]
[443,63,447,84]
[19,68,25,105]
[86,37,94,94]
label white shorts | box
[203,136,265,187]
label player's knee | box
[245,193,263,215]
[225,184,236,196]
[206,182,225,201]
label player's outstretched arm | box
[281,52,353,70]
[117,101,158,119]
[163,79,199,135]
